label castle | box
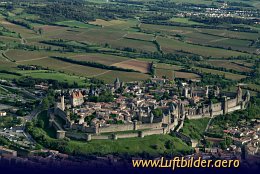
[49,78,251,141]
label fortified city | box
[51,77,250,141]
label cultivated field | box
[206,60,252,72]
[194,67,247,80]
[89,19,127,27]
[69,53,130,66]
[48,27,126,44]
[55,20,99,29]
[18,70,88,86]
[124,32,155,41]
[184,32,256,53]
[155,63,182,71]
[5,49,76,62]
[156,68,201,80]
[157,36,248,58]
[169,17,204,25]
[0,36,20,43]
[0,1,258,86]
[96,70,150,83]
[109,38,158,52]
[5,49,151,82]
[141,23,259,41]
[112,59,151,73]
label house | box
[35,83,49,90]
[0,111,7,116]
[233,137,251,146]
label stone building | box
[70,91,84,107]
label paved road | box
[205,116,214,133]
[24,101,43,122]
[21,102,44,145]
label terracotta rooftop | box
[71,91,83,99]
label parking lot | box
[0,126,36,148]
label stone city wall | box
[82,126,96,133]
[187,95,244,120]
[91,135,110,140]
[142,128,164,136]
[65,132,87,140]
[228,105,242,113]
[168,122,176,131]
[227,98,237,108]
[138,122,162,130]
[98,123,134,133]
[97,122,162,134]
[211,102,222,112]
[212,110,224,116]
[117,133,139,139]
[54,108,70,125]
[49,119,66,139]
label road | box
[205,116,214,133]
[0,84,38,99]
[24,100,43,122]
[22,100,44,144]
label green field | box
[96,70,151,83]
[125,32,155,41]
[109,38,158,52]
[156,63,182,71]
[156,68,201,80]
[5,49,76,62]
[169,17,204,25]
[56,20,99,29]
[157,36,248,58]
[69,53,130,66]
[181,118,210,140]
[19,70,89,86]
[66,135,192,156]
[193,67,247,80]
[184,32,256,54]
[3,49,152,83]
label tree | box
[16,109,27,116]
[42,97,50,110]
[219,141,227,150]
[152,108,163,118]
[225,137,233,147]
[162,91,170,99]
[205,140,213,148]
[17,118,22,125]
[37,120,44,128]
[70,114,79,121]
[165,140,175,149]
